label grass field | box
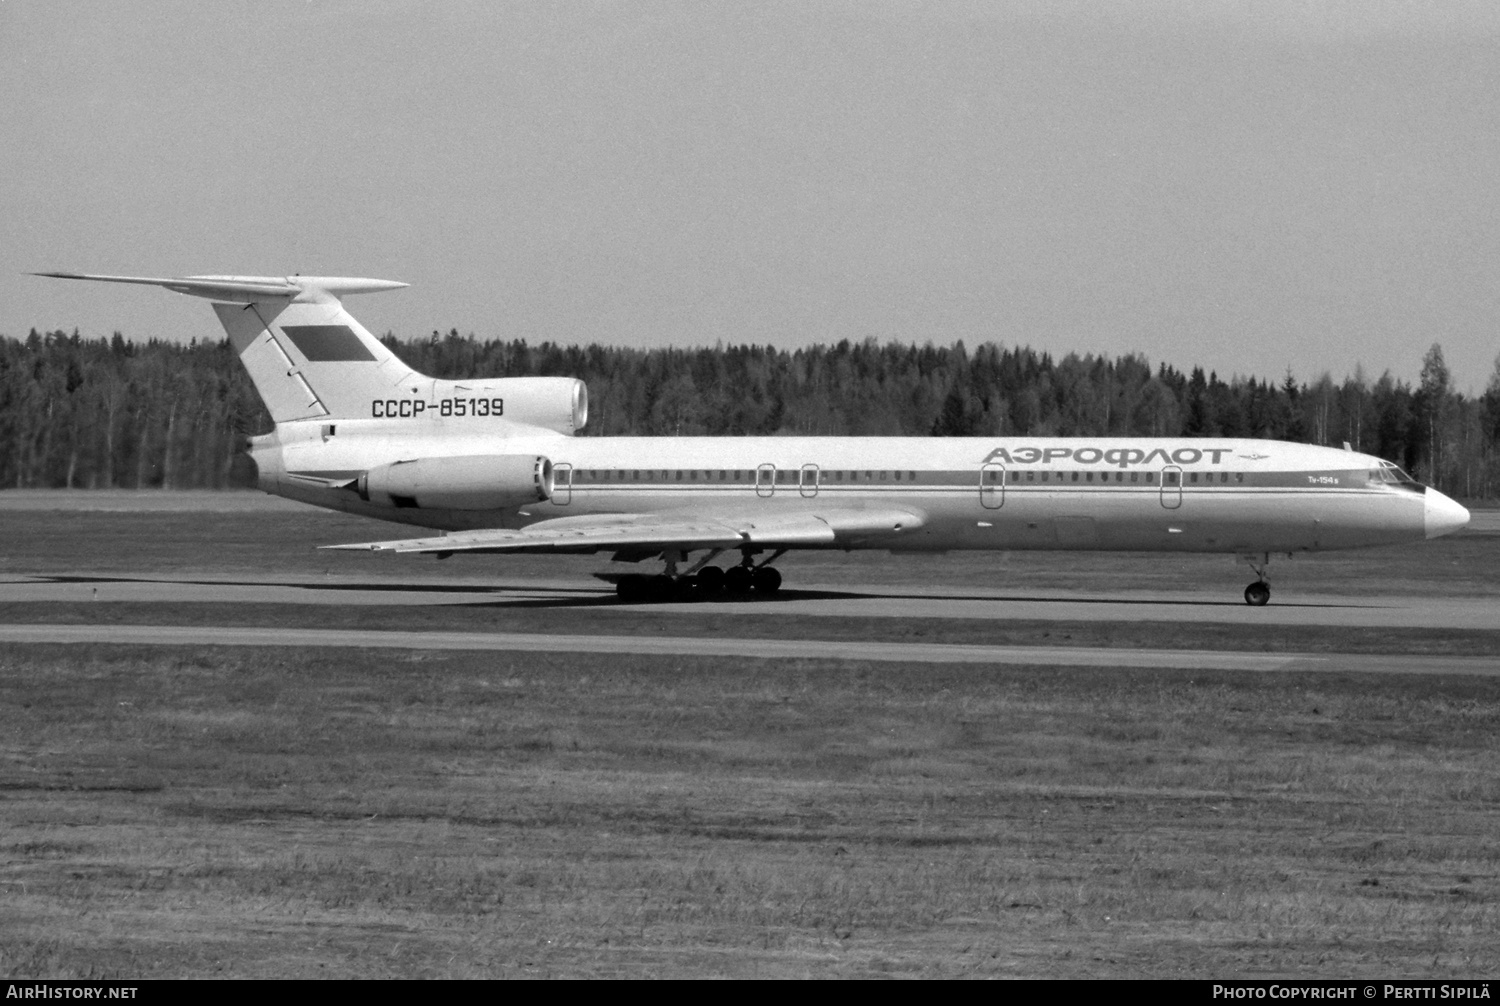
[1,502,1498,977]
[3,645,1499,978]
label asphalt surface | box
[1,572,1495,629]
[1,494,1494,667]
[2,622,1498,675]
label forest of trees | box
[3,327,1499,499]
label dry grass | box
[3,645,1498,978]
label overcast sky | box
[4,1,1497,390]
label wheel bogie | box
[723,565,752,594]
[751,566,782,594]
[615,560,779,602]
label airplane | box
[35,272,1471,606]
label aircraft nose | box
[1424,488,1470,539]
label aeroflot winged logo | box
[982,445,1240,467]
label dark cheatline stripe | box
[561,468,1385,492]
[281,325,376,362]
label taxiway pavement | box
[1,572,1495,629]
[2,622,1498,675]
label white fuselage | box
[40,272,1468,595]
[253,419,1456,556]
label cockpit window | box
[1370,462,1423,489]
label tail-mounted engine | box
[357,455,553,511]
[487,377,588,435]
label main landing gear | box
[1241,552,1271,606]
[613,549,785,602]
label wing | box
[319,507,926,556]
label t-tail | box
[31,272,588,434]
[36,273,416,422]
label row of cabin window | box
[996,470,1244,484]
[571,469,1243,485]
[574,470,920,482]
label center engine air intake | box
[357,455,553,511]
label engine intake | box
[357,454,553,511]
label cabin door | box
[980,462,1005,509]
[1159,465,1182,509]
[800,464,820,498]
[551,463,572,505]
[755,464,776,498]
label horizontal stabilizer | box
[32,272,407,303]
[38,269,419,423]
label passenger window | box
[1085,472,1094,482]
[1236,473,1244,483]
[1146,473,1155,483]
[1130,472,1138,482]
[1071,472,1079,482]
[1189,472,1199,483]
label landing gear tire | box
[616,575,647,602]
[723,566,752,595]
[1244,581,1271,607]
[695,566,725,593]
[751,566,782,594]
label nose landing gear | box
[1241,552,1271,606]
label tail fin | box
[34,273,421,423]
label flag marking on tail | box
[282,325,378,362]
